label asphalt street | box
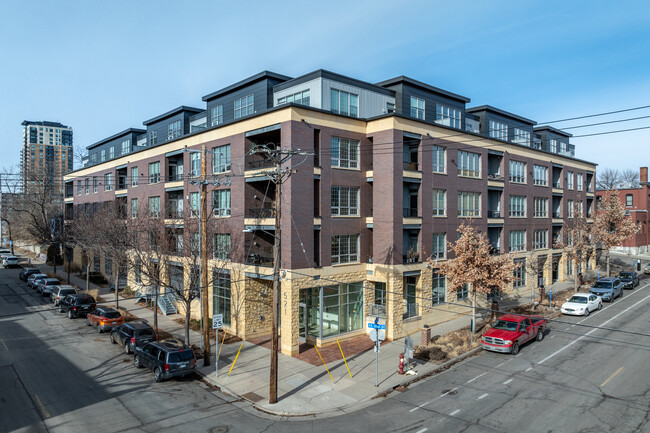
[2,265,650,433]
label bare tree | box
[430,222,517,340]
[620,169,640,188]
[560,201,593,291]
[596,168,620,191]
[593,190,640,276]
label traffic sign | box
[368,323,386,330]
[212,314,223,329]
[369,328,385,342]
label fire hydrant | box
[398,353,405,375]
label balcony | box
[369,304,386,318]
[403,254,420,264]
[167,207,185,219]
[552,181,562,188]
[403,161,419,171]
[403,208,418,218]
[487,173,504,181]
[552,211,561,219]
[246,253,273,267]
[248,159,274,170]
[248,208,275,218]
[488,210,501,218]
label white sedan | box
[561,293,602,316]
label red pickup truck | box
[481,314,546,355]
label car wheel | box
[620,290,624,299]
[154,367,163,382]
[97,324,102,334]
[110,333,116,344]
[511,341,520,355]
[68,310,74,319]
[125,342,131,354]
[598,301,603,310]
[134,355,142,368]
[584,308,590,316]
[536,329,544,341]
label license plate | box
[180,364,187,368]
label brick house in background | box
[597,167,650,254]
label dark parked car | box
[110,321,157,354]
[86,307,124,333]
[59,294,97,319]
[589,277,624,302]
[19,268,40,281]
[134,339,196,382]
[617,271,639,289]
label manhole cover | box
[210,426,228,433]
[442,389,457,395]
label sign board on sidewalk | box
[212,314,223,329]
[369,328,385,343]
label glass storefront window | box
[300,282,364,339]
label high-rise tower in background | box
[20,120,73,193]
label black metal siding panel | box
[483,112,534,141]
[146,112,187,147]
[399,83,466,128]
[206,79,274,127]
[88,131,141,165]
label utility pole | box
[200,145,210,367]
[253,144,310,405]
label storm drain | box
[241,391,264,402]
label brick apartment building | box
[64,69,597,355]
[596,167,650,254]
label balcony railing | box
[488,173,504,181]
[552,211,561,218]
[369,304,386,318]
[403,254,420,264]
[552,181,562,188]
[246,253,273,266]
[248,208,275,218]
[403,208,418,217]
[489,247,501,255]
[168,172,184,182]
[167,208,184,219]
[488,210,501,218]
[247,159,274,170]
[403,161,419,171]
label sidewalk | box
[30,253,577,418]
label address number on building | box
[212,314,223,329]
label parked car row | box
[561,271,642,316]
[19,266,196,382]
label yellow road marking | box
[0,339,8,351]
[34,394,50,418]
[601,367,624,387]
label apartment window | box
[457,191,481,217]
[131,198,138,218]
[373,282,386,307]
[331,186,359,216]
[234,94,254,119]
[513,258,526,288]
[433,189,446,216]
[104,173,113,191]
[190,192,200,216]
[331,137,359,169]
[576,173,583,190]
[331,234,359,264]
[509,160,526,183]
[278,89,311,107]
[148,196,161,217]
[410,96,425,120]
[107,146,114,160]
[626,194,633,207]
[513,128,531,146]
[190,152,201,177]
[568,199,574,218]
[509,195,526,218]
[533,197,548,218]
[100,149,106,162]
[457,284,469,301]
[211,105,223,126]
[131,167,138,187]
[213,144,231,173]
[432,272,446,305]
[330,89,358,117]
[435,104,461,128]
[213,270,231,326]
[93,176,98,193]
[149,162,161,184]
[432,146,445,173]
[567,171,574,189]
[560,142,568,153]
[84,178,89,194]
[489,120,508,141]
[550,139,558,153]
[534,230,548,249]
[213,234,231,260]
[457,151,480,178]
[213,189,231,216]
[121,139,130,155]
[386,102,395,113]
[432,233,446,259]
[167,120,182,141]
[77,180,82,195]
[533,165,548,186]
[149,130,157,146]
[509,230,526,252]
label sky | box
[1,0,649,174]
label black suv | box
[134,339,196,382]
[110,321,157,354]
[59,294,97,319]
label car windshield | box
[61,289,76,295]
[592,281,613,289]
[103,311,121,319]
[492,320,519,331]
[619,272,634,278]
[168,349,194,363]
[568,296,588,304]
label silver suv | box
[50,285,78,305]
[589,277,624,302]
